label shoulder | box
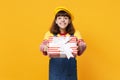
[74,30,82,39]
[74,30,81,34]
[44,31,53,40]
[45,31,51,35]
[45,31,53,35]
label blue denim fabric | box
[49,58,77,80]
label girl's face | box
[55,16,70,30]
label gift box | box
[47,36,78,58]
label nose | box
[61,17,65,22]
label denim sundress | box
[49,58,77,80]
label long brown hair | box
[50,10,75,35]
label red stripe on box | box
[48,51,60,52]
[48,37,77,42]
[49,39,76,41]
[48,47,59,48]
[48,41,76,43]
[48,51,78,53]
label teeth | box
[60,23,65,24]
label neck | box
[60,28,66,34]
[59,29,67,35]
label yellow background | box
[0,0,120,80]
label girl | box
[40,7,86,80]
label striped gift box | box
[48,36,78,58]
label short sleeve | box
[74,30,82,39]
[40,31,52,55]
[74,30,86,56]
[44,31,52,40]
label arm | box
[40,31,51,56]
[77,39,87,56]
[40,40,49,56]
[74,30,87,56]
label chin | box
[60,27,66,30]
[59,26,67,29]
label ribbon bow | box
[51,36,74,59]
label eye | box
[57,16,62,19]
[64,17,69,20]
[58,17,61,19]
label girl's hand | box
[78,41,86,50]
[43,45,48,52]
[77,39,86,56]
[40,40,49,55]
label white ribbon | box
[49,36,75,59]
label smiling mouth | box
[60,23,66,25]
